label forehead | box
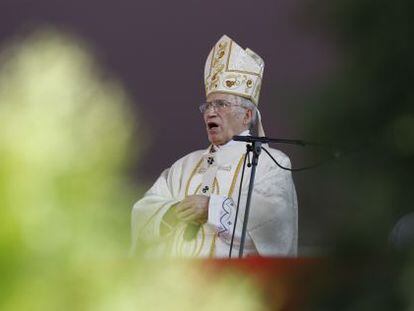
[206,92,241,104]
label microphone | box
[233,135,269,143]
[183,223,201,241]
[233,135,311,146]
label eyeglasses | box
[199,100,241,113]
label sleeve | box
[207,156,298,257]
[130,168,181,254]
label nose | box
[205,104,218,113]
[205,106,218,117]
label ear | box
[243,109,253,125]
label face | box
[203,93,252,145]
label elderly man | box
[131,35,297,257]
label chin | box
[208,135,222,146]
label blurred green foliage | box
[305,0,413,251]
[302,0,414,309]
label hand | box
[175,195,209,224]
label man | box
[131,35,298,257]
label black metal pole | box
[233,134,344,257]
[238,141,262,258]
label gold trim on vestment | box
[174,152,246,257]
[227,155,245,197]
[178,156,215,256]
[194,226,205,256]
[177,224,188,256]
[185,158,203,197]
[178,167,184,195]
[141,201,171,236]
[212,178,219,194]
[194,183,202,195]
[209,232,217,258]
[190,228,198,256]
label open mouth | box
[207,122,219,130]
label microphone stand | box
[237,139,262,258]
[232,135,324,147]
[232,135,332,258]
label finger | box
[181,208,204,222]
[181,212,197,222]
[176,208,195,220]
[175,200,191,213]
[182,212,206,223]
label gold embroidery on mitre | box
[206,39,229,93]
[204,35,264,105]
[225,80,236,88]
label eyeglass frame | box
[199,99,244,114]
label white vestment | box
[131,133,298,258]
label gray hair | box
[238,97,258,135]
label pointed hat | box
[204,35,264,105]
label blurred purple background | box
[0,0,338,252]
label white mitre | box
[204,35,265,105]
